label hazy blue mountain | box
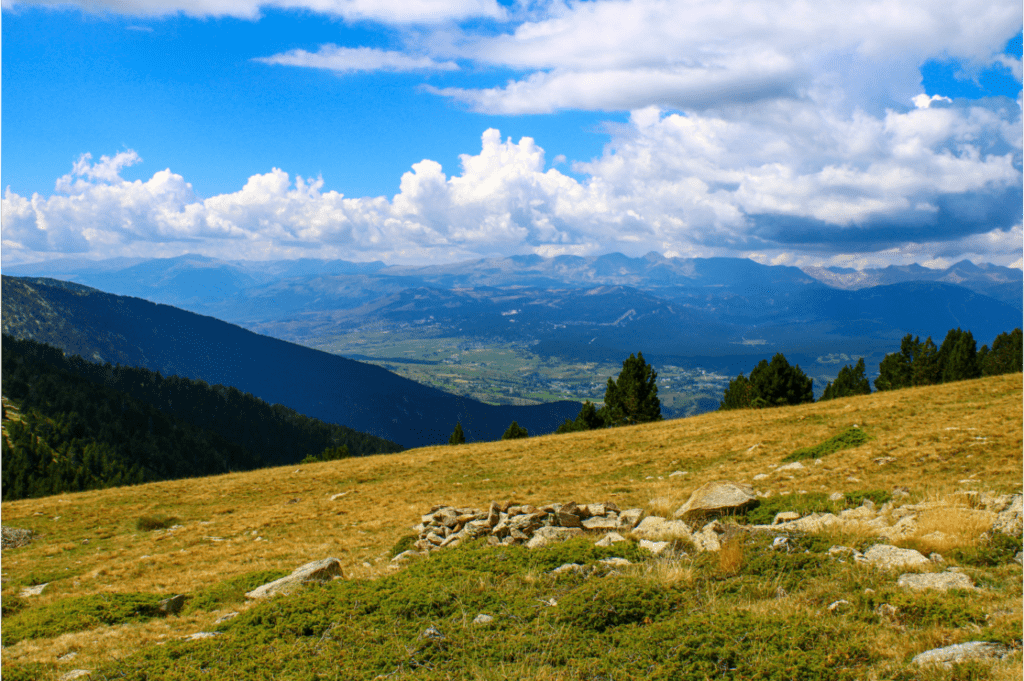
[1,276,580,448]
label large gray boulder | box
[674,481,756,522]
[863,545,929,570]
[912,641,1012,667]
[245,558,343,599]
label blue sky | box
[2,0,1021,269]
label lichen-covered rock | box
[617,508,644,530]
[633,516,693,540]
[897,572,975,591]
[991,495,1022,537]
[674,481,756,522]
[526,526,583,549]
[912,641,1012,667]
[595,532,628,547]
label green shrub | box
[856,589,987,628]
[784,426,870,462]
[844,489,892,507]
[1,594,28,617]
[183,569,290,615]
[949,532,1021,567]
[1,593,168,645]
[557,578,674,631]
[135,514,180,531]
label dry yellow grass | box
[1,373,1021,671]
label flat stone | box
[598,557,632,568]
[526,526,583,549]
[773,512,800,525]
[633,516,692,540]
[897,572,975,591]
[674,481,756,522]
[472,614,494,625]
[19,583,49,597]
[214,612,239,624]
[595,532,627,547]
[775,462,805,473]
[638,539,670,555]
[863,544,930,570]
[58,671,92,681]
[617,508,643,530]
[828,492,845,502]
[184,632,221,641]
[245,557,343,599]
[775,512,842,533]
[581,516,619,531]
[551,562,585,575]
[912,642,1012,667]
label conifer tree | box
[937,328,980,383]
[720,354,813,409]
[980,328,1023,376]
[602,352,662,426]
[820,358,871,401]
[448,422,466,445]
[501,421,529,440]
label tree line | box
[1,335,403,501]
[456,326,1022,444]
[720,327,1022,410]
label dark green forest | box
[1,335,402,501]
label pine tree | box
[719,374,753,410]
[602,352,662,426]
[556,401,605,433]
[501,421,529,440]
[448,422,466,445]
[820,358,871,401]
[938,328,980,383]
[980,328,1022,376]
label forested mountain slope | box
[0,276,581,447]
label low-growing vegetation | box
[783,426,871,462]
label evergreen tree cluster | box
[1,335,403,500]
[556,352,663,433]
[875,328,1022,391]
[719,327,1022,411]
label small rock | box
[616,508,643,530]
[929,552,944,563]
[827,600,851,614]
[874,603,900,622]
[57,652,78,662]
[472,614,494,626]
[828,492,845,502]
[775,462,805,473]
[59,671,92,681]
[638,539,670,555]
[329,492,348,500]
[19,582,49,597]
[184,632,221,641]
[772,537,790,551]
[668,471,688,477]
[896,572,975,591]
[598,557,632,568]
[420,626,444,641]
[633,516,692,540]
[753,474,769,481]
[912,642,1012,667]
[214,612,239,624]
[773,512,800,525]
[526,526,583,549]
[158,594,186,615]
[595,532,627,547]
[551,563,585,575]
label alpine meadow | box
[2,0,1023,679]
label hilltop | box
[1,373,1021,680]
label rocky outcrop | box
[991,494,1022,537]
[245,558,343,599]
[411,500,644,554]
[673,481,756,522]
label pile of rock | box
[2,525,33,550]
[410,500,645,554]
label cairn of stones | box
[412,500,644,553]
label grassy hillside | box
[1,374,1021,680]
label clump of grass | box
[949,532,1022,567]
[783,426,870,462]
[1,593,169,646]
[718,539,744,574]
[557,578,675,632]
[388,533,418,558]
[135,514,179,532]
